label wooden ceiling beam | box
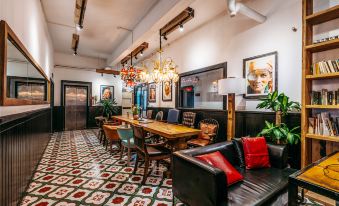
[71,33,79,53]
[74,0,87,28]
[120,42,149,64]
[160,7,194,37]
[96,69,120,75]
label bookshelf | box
[301,0,339,169]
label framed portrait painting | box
[243,51,278,99]
[100,85,114,101]
[148,83,156,102]
[162,81,172,101]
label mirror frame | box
[0,20,50,106]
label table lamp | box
[218,77,246,141]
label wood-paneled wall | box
[0,108,51,206]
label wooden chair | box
[132,125,171,184]
[103,124,121,153]
[154,111,163,121]
[117,126,135,166]
[165,109,180,124]
[187,119,219,147]
[181,112,196,128]
[95,116,106,143]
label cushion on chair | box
[187,138,210,147]
[242,137,271,169]
[196,151,243,186]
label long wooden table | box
[113,115,201,150]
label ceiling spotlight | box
[101,73,103,77]
[140,50,143,57]
[113,75,116,78]
[163,35,168,41]
[73,51,77,56]
[179,24,184,32]
[135,56,138,60]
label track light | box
[73,51,77,56]
[135,56,138,60]
[179,24,184,32]
[140,50,143,57]
[163,35,168,41]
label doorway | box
[61,80,92,131]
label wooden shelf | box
[305,38,339,53]
[306,72,339,79]
[306,5,339,25]
[306,134,339,142]
[305,105,339,109]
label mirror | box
[1,20,49,105]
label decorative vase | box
[133,115,139,120]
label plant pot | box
[133,115,139,120]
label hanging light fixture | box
[144,31,179,84]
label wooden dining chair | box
[132,125,171,184]
[103,124,121,153]
[181,112,196,128]
[187,119,219,147]
[154,111,163,121]
[117,126,135,166]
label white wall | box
[0,0,54,117]
[53,52,123,106]
[149,0,302,110]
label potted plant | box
[256,91,301,126]
[256,91,301,168]
[256,91,301,144]
[100,98,118,120]
[131,105,140,120]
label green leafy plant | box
[257,91,301,125]
[131,105,140,115]
[101,98,118,119]
[258,121,301,144]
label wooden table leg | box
[288,181,298,206]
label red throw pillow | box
[196,151,243,186]
[242,137,271,169]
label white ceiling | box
[41,0,158,58]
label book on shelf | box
[308,112,339,137]
[311,59,339,75]
[311,89,339,105]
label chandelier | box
[120,54,142,87]
[139,32,179,84]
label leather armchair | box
[172,141,296,206]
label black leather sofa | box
[172,141,297,206]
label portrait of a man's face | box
[100,85,114,101]
[148,83,156,102]
[243,52,277,98]
[162,81,172,101]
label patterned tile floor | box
[21,130,175,206]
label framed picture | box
[162,81,172,101]
[148,83,156,102]
[243,51,278,99]
[100,85,114,101]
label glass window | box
[179,67,225,110]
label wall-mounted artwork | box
[162,81,172,101]
[100,85,114,101]
[148,83,156,102]
[243,51,278,99]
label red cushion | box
[196,151,243,186]
[242,137,271,169]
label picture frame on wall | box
[148,83,156,102]
[100,85,114,101]
[243,51,278,99]
[162,81,172,101]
